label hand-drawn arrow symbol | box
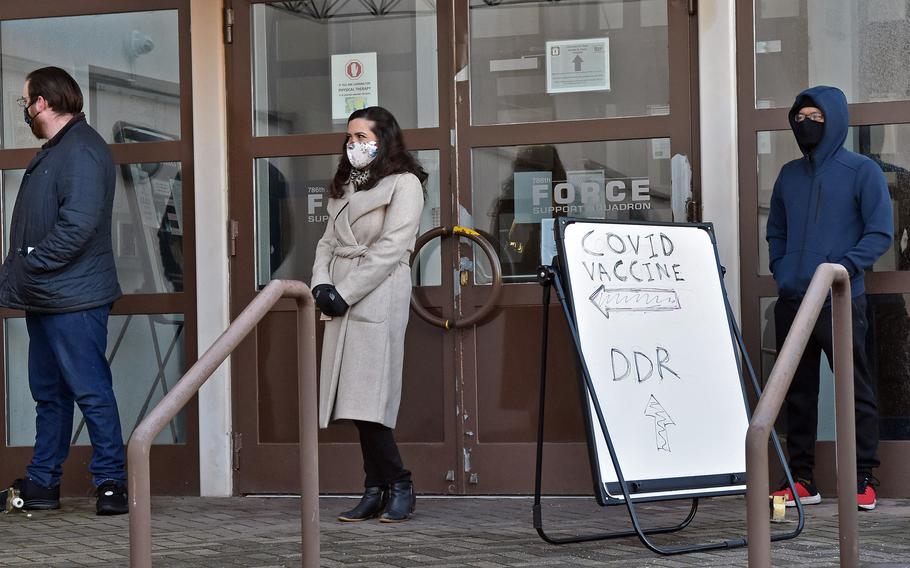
[588,286,681,319]
[572,54,584,71]
[644,395,676,452]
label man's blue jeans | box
[25,304,125,488]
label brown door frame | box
[226,0,463,494]
[735,5,910,496]
[225,0,701,495]
[0,0,199,495]
[452,0,701,493]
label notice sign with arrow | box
[545,38,610,94]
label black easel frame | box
[532,218,805,555]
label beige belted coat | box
[311,173,424,428]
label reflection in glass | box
[115,162,184,293]
[471,139,677,283]
[469,0,669,125]
[754,1,910,107]
[1,170,25,257]
[760,294,910,440]
[2,162,184,295]
[252,2,438,136]
[0,11,180,148]
[5,314,187,446]
[757,124,910,275]
[254,151,441,287]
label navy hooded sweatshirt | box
[766,85,893,300]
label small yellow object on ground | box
[771,494,787,522]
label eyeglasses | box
[794,112,824,123]
[15,96,29,109]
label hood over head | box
[788,85,849,165]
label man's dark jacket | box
[0,114,121,313]
[766,85,893,299]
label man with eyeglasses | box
[766,86,893,511]
[0,67,126,515]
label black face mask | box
[794,120,824,153]
[23,102,39,129]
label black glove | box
[312,284,348,317]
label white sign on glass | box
[545,38,610,94]
[331,52,379,120]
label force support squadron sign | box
[545,38,610,94]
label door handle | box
[410,226,503,330]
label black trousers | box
[353,420,411,488]
[774,294,880,479]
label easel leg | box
[534,266,804,554]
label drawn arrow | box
[588,286,681,319]
[644,395,676,452]
[572,54,584,71]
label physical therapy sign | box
[331,52,378,120]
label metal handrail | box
[746,263,858,567]
[127,280,319,568]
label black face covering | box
[794,119,824,153]
[22,102,42,133]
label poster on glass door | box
[545,38,610,94]
[331,52,379,120]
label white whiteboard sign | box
[560,220,748,501]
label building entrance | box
[226,0,701,494]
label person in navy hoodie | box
[767,85,893,511]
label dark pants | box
[25,305,125,488]
[774,294,879,479]
[353,420,411,488]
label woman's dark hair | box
[330,106,428,198]
[26,67,83,114]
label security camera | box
[127,30,155,60]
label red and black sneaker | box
[857,474,878,511]
[770,477,821,507]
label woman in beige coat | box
[311,107,425,523]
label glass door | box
[0,1,198,495]
[227,0,459,493]
[737,0,910,495]
[454,0,700,493]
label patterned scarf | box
[348,168,371,189]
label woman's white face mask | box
[346,140,378,169]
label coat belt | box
[333,244,369,259]
[332,244,411,266]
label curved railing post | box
[128,280,318,568]
[297,292,319,567]
[746,264,858,568]
[831,270,858,565]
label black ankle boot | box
[380,481,415,523]
[338,486,387,522]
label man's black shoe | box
[96,480,128,516]
[2,478,61,510]
[337,486,387,522]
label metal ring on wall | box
[409,226,503,330]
